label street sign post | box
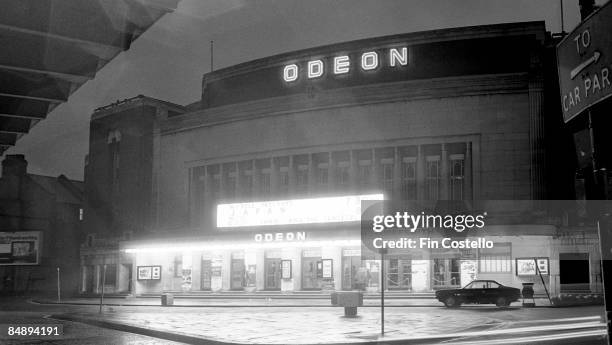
[557,1,612,123]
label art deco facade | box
[82,22,598,296]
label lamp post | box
[56,267,61,303]
[99,264,106,314]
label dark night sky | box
[6,0,604,180]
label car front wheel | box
[496,297,510,307]
[444,296,460,308]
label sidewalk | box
[49,305,606,344]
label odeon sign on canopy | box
[282,47,410,82]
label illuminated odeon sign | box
[254,232,306,242]
[282,47,410,82]
[217,194,384,228]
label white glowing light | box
[333,56,350,74]
[216,193,383,228]
[283,64,298,82]
[389,47,408,66]
[307,60,324,78]
[361,51,378,70]
[124,239,363,254]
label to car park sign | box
[557,1,612,123]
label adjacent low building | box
[0,154,83,295]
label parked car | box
[435,280,521,308]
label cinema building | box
[81,22,602,296]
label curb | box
[50,314,233,345]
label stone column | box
[219,164,226,200]
[328,152,336,191]
[416,146,425,200]
[440,144,449,200]
[349,150,358,191]
[252,160,259,196]
[270,157,279,196]
[288,156,296,193]
[393,147,402,199]
[465,142,473,200]
[529,72,545,199]
[203,166,213,225]
[370,149,378,189]
[236,162,243,197]
[308,154,316,194]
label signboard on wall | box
[137,266,162,280]
[322,259,333,279]
[0,232,41,265]
[217,194,383,228]
[516,258,549,276]
[557,1,612,122]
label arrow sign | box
[570,51,601,79]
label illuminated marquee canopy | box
[217,194,384,228]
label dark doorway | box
[230,258,245,290]
[560,253,590,291]
[302,256,321,290]
[264,258,281,290]
[201,259,211,290]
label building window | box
[426,156,440,200]
[296,165,308,193]
[317,163,328,189]
[358,161,371,188]
[401,158,416,200]
[335,161,350,190]
[279,166,290,194]
[449,154,465,200]
[241,169,253,198]
[79,208,84,221]
[479,243,512,273]
[226,171,237,199]
[259,168,271,196]
[381,159,394,196]
[190,166,206,223]
[211,173,221,201]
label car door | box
[467,281,487,303]
[484,281,501,303]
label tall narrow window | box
[190,166,206,224]
[358,160,371,189]
[401,157,417,200]
[240,167,253,198]
[317,163,329,190]
[279,166,290,194]
[449,154,465,200]
[335,161,350,191]
[210,166,221,202]
[226,170,237,199]
[426,156,440,200]
[381,158,394,196]
[259,168,271,196]
[296,165,309,193]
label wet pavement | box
[1,296,607,344]
[54,304,606,344]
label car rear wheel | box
[444,296,460,308]
[496,297,510,307]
